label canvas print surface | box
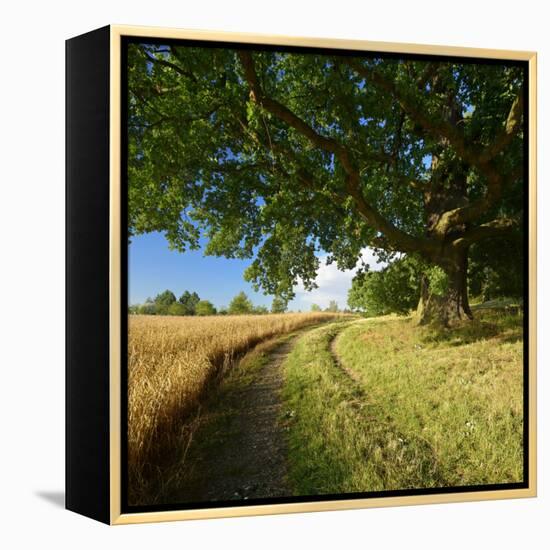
[124,39,527,509]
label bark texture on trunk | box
[416,247,473,327]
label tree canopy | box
[228,291,254,314]
[128,43,525,324]
[179,290,201,315]
[195,300,217,316]
[348,256,421,316]
[271,296,288,313]
[154,290,177,306]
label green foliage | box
[179,290,201,315]
[228,291,254,315]
[135,290,206,315]
[271,296,288,314]
[138,299,157,315]
[154,290,177,307]
[253,305,269,315]
[127,45,524,307]
[167,302,187,316]
[152,290,176,315]
[310,304,322,312]
[195,300,217,316]
[425,266,449,297]
[468,235,523,301]
[325,300,339,313]
[348,256,421,316]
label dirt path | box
[329,329,364,386]
[174,335,300,504]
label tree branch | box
[342,174,438,254]
[356,148,431,194]
[343,59,481,166]
[131,88,222,131]
[141,49,198,82]
[478,90,524,163]
[344,59,522,175]
[416,62,439,90]
[390,170,432,193]
[238,51,356,176]
[238,51,440,256]
[433,163,522,236]
[344,58,525,233]
[451,217,519,248]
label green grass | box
[281,311,523,495]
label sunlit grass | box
[282,310,523,494]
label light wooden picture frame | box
[66,24,536,525]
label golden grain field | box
[128,312,340,502]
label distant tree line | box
[129,289,350,316]
[309,301,341,313]
[129,290,294,316]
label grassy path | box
[282,312,523,496]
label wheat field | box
[128,312,339,503]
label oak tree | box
[128,43,524,325]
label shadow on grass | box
[420,311,523,347]
[497,333,524,345]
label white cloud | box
[290,247,385,311]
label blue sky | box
[129,231,383,311]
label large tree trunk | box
[416,247,473,327]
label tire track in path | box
[329,327,364,387]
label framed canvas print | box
[66,25,537,525]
